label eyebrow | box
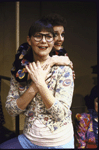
[35,32,52,34]
[54,30,65,33]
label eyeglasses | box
[33,33,54,42]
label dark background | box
[0,0,97,133]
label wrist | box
[36,80,46,89]
[29,82,38,93]
[51,56,56,66]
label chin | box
[55,48,61,51]
[38,52,49,57]
[54,46,61,51]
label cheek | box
[31,42,38,49]
[54,37,58,42]
[48,42,54,51]
[95,102,98,112]
[31,42,37,46]
[62,38,64,42]
[50,41,54,47]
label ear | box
[27,36,31,45]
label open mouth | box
[38,46,48,50]
[55,43,62,46]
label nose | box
[41,36,46,42]
[58,35,63,41]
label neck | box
[33,52,50,64]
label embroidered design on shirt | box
[19,85,25,91]
[63,79,71,86]
[16,68,27,79]
[21,59,29,66]
[19,50,27,59]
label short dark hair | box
[41,13,67,30]
[84,85,98,110]
[28,19,55,37]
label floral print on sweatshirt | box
[6,65,74,132]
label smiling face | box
[53,26,65,51]
[27,31,54,61]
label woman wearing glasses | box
[10,14,73,84]
[0,19,74,149]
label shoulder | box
[51,66,73,81]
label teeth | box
[55,43,61,46]
[39,47,47,49]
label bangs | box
[28,20,55,37]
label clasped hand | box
[26,61,51,86]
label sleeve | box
[46,66,74,122]
[11,42,32,83]
[75,113,91,148]
[5,75,26,117]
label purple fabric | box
[0,137,23,149]
[75,112,98,148]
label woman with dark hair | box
[11,13,75,84]
[10,41,72,84]
[0,19,74,149]
[41,13,67,56]
[75,85,98,148]
[38,13,75,78]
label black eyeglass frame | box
[33,33,54,42]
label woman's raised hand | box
[52,55,73,69]
[26,61,51,86]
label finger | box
[68,61,73,69]
[65,55,70,60]
[29,63,34,71]
[45,64,51,73]
[46,73,52,80]
[37,61,41,68]
[71,61,73,68]
[25,65,31,74]
[32,62,37,70]
[41,65,45,69]
[45,77,51,84]
[73,75,76,80]
[45,64,50,70]
[43,64,49,70]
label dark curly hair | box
[41,13,67,31]
[84,85,98,110]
